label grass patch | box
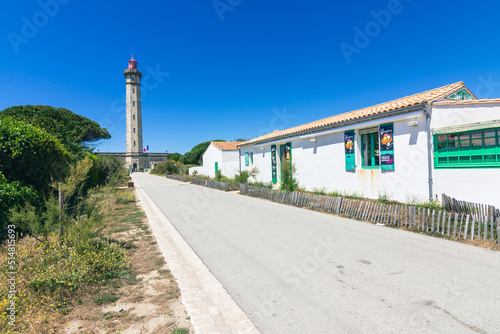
[172,329,189,334]
[93,292,122,305]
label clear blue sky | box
[2,0,500,154]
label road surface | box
[133,173,500,334]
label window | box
[434,128,500,168]
[133,141,136,146]
[133,128,135,133]
[361,129,380,168]
[132,88,135,94]
[133,114,135,120]
[133,101,135,107]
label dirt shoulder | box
[62,187,193,334]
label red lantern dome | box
[128,55,137,69]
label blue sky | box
[2,0,500,154]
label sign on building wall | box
[379,123,395,170]
[284,142,291,160]
[344,131,356,171]
[271,145,277,183]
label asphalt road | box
[133,173,500,334]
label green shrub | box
[234,170,251,183]
[280,159,299,192]
[214,170,223,181]
[312,187,327,195]
[152,160,181,175]
[0,179,40,237]
[0,117,71,191]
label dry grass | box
[0,187,192,333]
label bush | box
[234,170,251,184]
[280,159,299,192]
[214,170,223,181]
[0,178,40,238]
[152,160,181,175]
[0,117,70,191]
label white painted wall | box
[188,143,240,179]
[240,111,432,202]
[431,103,500,207]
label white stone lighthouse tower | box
[124,56,143,170]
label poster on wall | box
[344,131,355,171]
[379,123,395,170]
[285,142,291,160]
[380,154,394,165]
[271,145,277,183]
[344,131,355,154]
[379,123,394,151]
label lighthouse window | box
[131,76,135,82]
[133,128,135,133]
[133,141,136,146]
[133,114,135,120]
[133,101,135,107]
[132,88,135,94]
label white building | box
[238,82,500,207]
[189,142,240,178]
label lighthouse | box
[124,56,143,170]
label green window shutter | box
[215,162,218,173]
[434,127,500,168]
[250,152,253,164]
[344,131,356,171]
[271,145,277,183]
[245,152,249,166]
[380,123,395,171]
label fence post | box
[453,213,458,238]
[58,182,63,238]
[497,216,500,245]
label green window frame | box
[361,130,380,169]
[250,152,254,164]
[434,128,500,168]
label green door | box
[215,162,218,173]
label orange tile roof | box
[211,141,240,151]
[434,98,500,106]
[239,82,468,146]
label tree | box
[0,117,71,191]
[0,105,111,157]
[167,152,182,162]
[181,140,225,165]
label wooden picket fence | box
[166,175,190,182]
[189,177,239,191]
[239,185,500,244]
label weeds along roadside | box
[0,158,132,333]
